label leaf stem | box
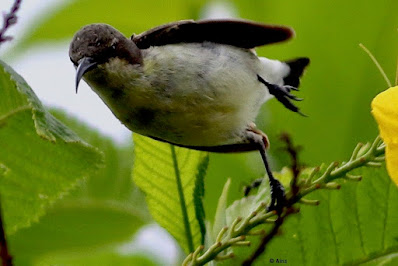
[359,43,392,87]
[170,145,194,253]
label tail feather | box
[283,57,310,88]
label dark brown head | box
[69,24,142,92]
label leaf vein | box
[381,181,391,250]
[354,183,366,255]
[0,105,30,125]
[328,193,340,264]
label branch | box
[183,135,385,266]
[0,197,12,266]
[0,0,22,46]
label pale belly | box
[86,43,272,146]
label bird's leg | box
[257,75,305,116]
[246,125,286,213]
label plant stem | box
[359,43,392,87]
[0,0,22,46]
[242,215,284,266]
[0,197,12,266]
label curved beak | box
[75,57,98,93]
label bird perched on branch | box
[69,19,309,212]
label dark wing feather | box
[132,19,294,49]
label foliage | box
[133,134,208,254]
[0,60,103,234]
[1,0,398,265]
[183,137,396,265]
[8,110,151,264]
[6,0,398,222]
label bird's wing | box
[131,19,294,49]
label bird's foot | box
[266,178,286,214]
[257,75,305,116]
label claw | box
[285,93,303,101]
[297,110,308,117]
[266,179,286,213]
[257,75,304,115]
[284,85,299,91]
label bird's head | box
[69,24,142,92]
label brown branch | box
[280,132,302,196]
[242,133,302,266]
[0,0,21,261]
[0,0,22,46]
[242,215,283,266]
[0,197,12,266]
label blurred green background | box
[1,0,398,265]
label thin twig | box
[280,132,302,196]
[0,197,12,266]
[0,0,22,46]
[359,43,392,88]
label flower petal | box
[386,143,398,186]
[371,86,398,143]
[371,86,398,186]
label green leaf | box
[212,178,231,240]
[0,60,103,234]
[9,200,146,257]
[224,167,295,226]
[225,166,398,265]
[50,109,147,207]
[225,180,269,226]
[132,134,208,254]
[7,110,149,263]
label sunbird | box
[69,19,309,212]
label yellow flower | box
[371,86,398,186]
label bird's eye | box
[96,42,101,47]
[111,45,116,50]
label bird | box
[69,19,309,212]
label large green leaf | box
[49,109,146,207]
[132,134,208,254]
[0,60,103,234]
[224,166,398,265]
[10,200,146,257]
[7,109,149,263]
